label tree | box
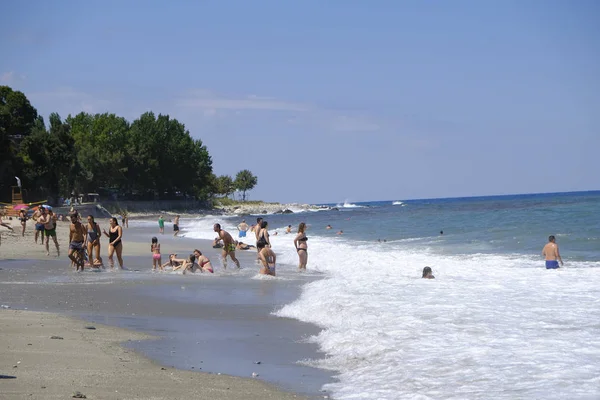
[215,175,234,197]
[0,86,38,202]
[234,169,258,201]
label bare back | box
[542,242,559,260]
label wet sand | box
[0,220,333,399]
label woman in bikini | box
[294,222,308,270]
[193,249,214,273]
[86,215,103,268]
[151,236,162,271]
[103,217,124,269]
[257,241,276,276]
[18,209,27,237]
[258,220,271,248]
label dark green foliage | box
[234,169,258,201]
[1,86,257,204]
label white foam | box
[274,236,600,400]
[336,201,366,208]
[392,201,404,205]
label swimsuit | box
[152,253,161,260]
[109,229,121,247]
[45,227,57,237]
[35,223,44,231]
[226,243,236,253]
[87,224,99,242]
[239,230,247,238]
[173,224,179,231]
[545,260,560,269]
[200,259,213,273]
[69,241,84,250]
[297,235,308,253]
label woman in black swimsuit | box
[103,217,124,269]
[18,209,27,237]
[86,215,103,267]
[294,222,308,270]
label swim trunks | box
[44,228,56,237]
[69,241,84,250]
[226,243,236,253]
[173,224,179,232]
[239,230,247,238]
[545,260,560,269]
[35,223,44,231]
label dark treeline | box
[0,86,257,204]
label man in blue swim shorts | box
[542,235,563,269]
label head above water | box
[549,235,556,242]
[422,266,433,278]
[260,221,268,229]
[151,236,158,244]
[194,249,202,256]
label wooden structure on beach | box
[0,186,46,217]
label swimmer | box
[257,241,276,276]
[422,267,435,279]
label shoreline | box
[0,220,334,399]
[0,309,309,400]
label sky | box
[1,0,598,204]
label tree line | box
[0,86,257,204]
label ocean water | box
[183,191,600,400]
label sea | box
[181,191,600,400]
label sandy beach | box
[0,309,306,400]
[0,218,331,399]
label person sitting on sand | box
[192,249,214,273]
[422,267,435,279]
[257,241,276,276]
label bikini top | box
[298,236,308,242]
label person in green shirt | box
[158,215,165,234]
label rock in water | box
[72,391,87,398]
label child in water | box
[151,237,162,271]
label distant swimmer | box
[286,225,292,234]
[422,267,435,279]
[440,230,444,235]
[326,224,332,230]
[237,219,249,238]
[336,230,343,235]
[542,235,563,269]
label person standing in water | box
[542,235,563,269]
[173,215,180,237]
[86,215,103,268]
[158,215,165,234]
[294,222,308,270]
[213,223,240,269]
[257,241,276,276]
[68,214,86,271]
[151,236,162,271]
[237,219,249,238]
[43,209,60,256]
[104,217,124,269]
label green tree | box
[215,175,234,197]
[234,169,258,201]
[0,86,38,201]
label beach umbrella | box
[13,204,29,211]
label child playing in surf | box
[151,237,162,271]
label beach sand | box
[0,219,330,399]
[0,309,306,400]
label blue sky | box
[1,0,598,204]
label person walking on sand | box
[18,209,27,237]
[294,222,308,270]
[542,235,564,269]
[237,219,249,238]
[151,236,162,271]
[173,215,180,237]
[43,209,60,256]
[103,217,124,269]
[213,223,240,269]
[158,215,165,234]
[32,206,45,244]
[257,241,276,276]
[68,214,86,271]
